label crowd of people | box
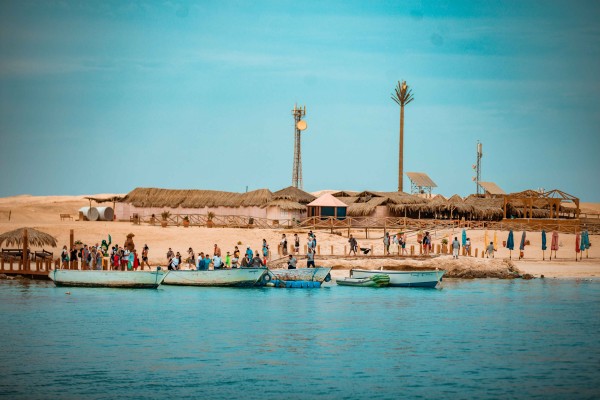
[60,242,150,271]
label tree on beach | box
[391,80,414,192]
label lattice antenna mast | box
[475,141,483,194]
[291,104,307,189]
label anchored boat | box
[350,268,444,288]
[163,267,269,287]
[267,267,332,283]
[49,269,168,289]
[336,273,390,287]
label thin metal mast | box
[475,141,483,194]
[291,104,306,189]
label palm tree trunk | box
[398,105,404,192]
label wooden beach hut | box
[0,227,57,270]
[307,194,348,220]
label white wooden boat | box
[49,269,168,288]
[267,267,332,283]
[336,274,390,287]
[163,268,269,287]
[351,268,444,288]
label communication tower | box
[291,104,307,189]
[472,141,483,194]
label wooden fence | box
[135,213,599,235]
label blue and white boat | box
[163,267,269,287]
[350,268,444,288]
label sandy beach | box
[1,194,598,279]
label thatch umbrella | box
[0,227,58,269]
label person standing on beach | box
[225,252,232,268]
[348,235,358,255]
[262,239,269,260]
[294,234,300,254]
[214,244,221,257]
[141,245,150,270]
[245,246,253,260]
[281,234,288,256]
[166,248,174,263]
[400,234,407,255]
[383,233,390,255]
[452,237,460,259]
[307,248,315,268]
[486,242,495,258]
[187,247,195,268]
[82,245,90,270]
[96,248,103,270]
[204,253,211,270]
[465,237,471,256]
[70,247,78,269]
[60,246,69,269]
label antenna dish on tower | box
[296,120,307,131]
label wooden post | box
[436,244,440,254]
[304,245,307,254]
[344,245,347,255]
[330,245,333,255]
[365,228,368,239]
[475,248,479,258]
[410,245,414,255]
[70,229,74,251]
[317,245,320,255]
[22,229,28,271]
[370,245,373,256]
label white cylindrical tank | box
[79,207,99,221]
[96,206,114,221]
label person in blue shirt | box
[245,246,253,260]
[197,252,205,270]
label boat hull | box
[267,267,332,283]
[336,274,390,287]
[163,268,268,287]
[351,269,444,288]
[49,269,168,288]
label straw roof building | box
[330,190,428,218]
[115,186,314,221]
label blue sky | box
[1,0,599,201]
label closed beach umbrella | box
[550,231,559,260]
[519,231,526,251]
[541,230,547,260]
[575,233,581,261]
[579,232,585,252]
[493,231,498,250]
[484,230,489,250]
[507,230,514,259]
[462,229,467,246]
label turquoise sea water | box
[0,279,599,399]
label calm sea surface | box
[0,278,599,399]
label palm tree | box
[391,80,414,192]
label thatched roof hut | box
[263,199,306,211]
[120,187,273,209]
[447,194,475,215]
[272,186,316,204]
[347,197,388,216]
[465,196,504,220]
[0,227,57,248]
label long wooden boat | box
[336,274,390,287]
[49,269,169,289]
[350,268,444,288]
[163,267,269,287]
[267,267,332,283]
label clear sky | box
[1,0,599,201]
